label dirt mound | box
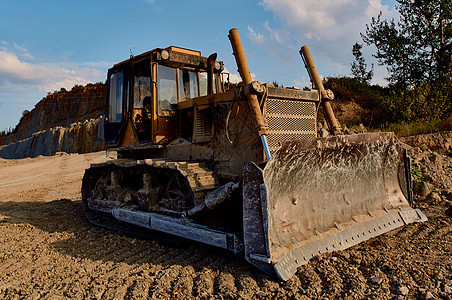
[402,131,452,156]
[0,142,450,299]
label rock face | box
[9,83,106,143]
[0,118,105,159]
[0,83,106,159]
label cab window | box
[133,61,151,109]
[200,72,217,96]
[179,69,199,99]
[109,72,124,123]
[133,61,152,142]
[199,72,207,96]
[158,65,177,116]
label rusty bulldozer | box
[82,28,426,280]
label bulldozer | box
[82,28,426,281]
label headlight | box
[214,61,222,71]
[161,50,169,60]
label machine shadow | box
[0,199,256,276]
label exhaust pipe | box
[207,53,217,95]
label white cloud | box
[0,49,104,93]
[293,75,311,89]
[0,46,106,130]
[12,42,35,60]
[256,0,398,84]
[222,72,241,84]
[248,26,265,44]
[222,68,256,84]
[259,0,396,41]
[13,42,29,53]
[264,21,285,45]
[247,23,295,64]
[21,53,35,60]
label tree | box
[351,42,374,84]
[362,0,451,88]
[272,80,283,88]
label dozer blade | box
[242,132,427,281]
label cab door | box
[105,69,127,144]
[154,64,179,143]
[132,59,152,143]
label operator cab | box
[105,46,224,149]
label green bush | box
[378,116,452,137]
[0,127,13,137]
[381,79,452,122]
[324,76,451,134]
[324,77,389,126]
[324,77,387,108]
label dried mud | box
[0,139,451,299]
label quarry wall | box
[0,118,105,159]
[1,83,106,159]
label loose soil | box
[0,138,450,299]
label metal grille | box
[266,116,316,132]
[192,107,213,143]
[266,99,316,117]
[265,98,316,153]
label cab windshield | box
[157,64,221,116]
[158,65,178,116]
[134,60,151,109]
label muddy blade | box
[242,133,427,281]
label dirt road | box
[0,147,451,299]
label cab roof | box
[112,46,223,72]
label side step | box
[86,198,243,254]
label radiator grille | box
[265,98,316,153]
[192,107,212,143]
[266,99,316,117]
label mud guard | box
[242,133,427,281]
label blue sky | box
[0,0,398,131]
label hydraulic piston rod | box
[229,28,271,159]
[300,45,342,135]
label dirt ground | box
[0,138,451,299]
